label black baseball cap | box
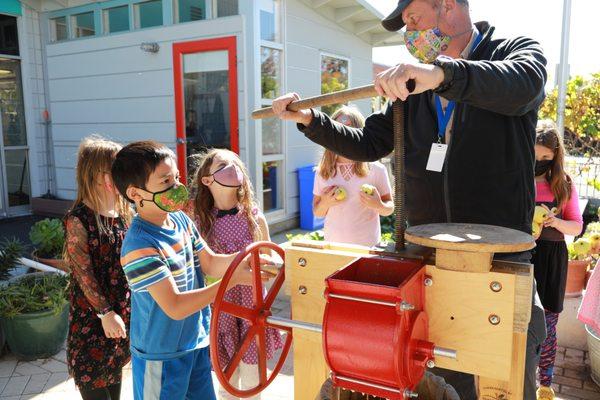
[381,0,412,32]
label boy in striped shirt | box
[111,141,271,400]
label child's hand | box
[541,205,561,229]
[100,311,127,339]
[231,254,276,287]
[321,186,342,207]
[359,187,383,211]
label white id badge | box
[426,143,448,172]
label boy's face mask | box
[139,183,189,212]
[208,164,243,188]
[404,26,451,64]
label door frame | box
[172,36,238,183]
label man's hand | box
[272,93,313,126]
[100,311,127,339]
[375,63,445,102]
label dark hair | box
[111,140,176,203]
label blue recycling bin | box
[297,165,324,230]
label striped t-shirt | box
[120,211,210,360]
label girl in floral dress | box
[64,136,132,400]
[191,148,283,400]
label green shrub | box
[29,218,65,259]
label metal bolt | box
[404,389,419,398]
[424,277,433,287]
[426,359,435,369]
[298,258,307,267]
[488,314,501,325]
[298,285,307,295]
[490,281,502,292]
[400,301,415,311]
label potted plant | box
[0,272,69,360]
[566,238,591,298]
[29,218,67,272]
[0,237,25,355]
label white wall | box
[19,5,49,199]
[282,0,374,217]
[44,16,246,199]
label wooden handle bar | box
[252,80,415,120]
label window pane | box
[217,0,238,17]
[0,59,27,147]
[5,149,30,207]
[262,113,282,155]
[0,15,19,56]
[50,17,68,42]
[135,0,163,29]
[104,5,129,33]
[182,50,232,164]
[72,12,95,38]
[259,0,280,42]
[261,47,281,100]
[177,0,207,23]
[321,55,349,115]
[263,161,282,211]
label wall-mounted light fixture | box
[140,42,160,53]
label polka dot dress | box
[201,207,283,367]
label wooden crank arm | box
[252,79,416,120]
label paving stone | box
[583,379,600,392]
[29,359,67,374]
[0,358,17,379]
[554,374,584,389]
[42,372,72,393]
[556,356,588,372]
[0,377,8,393]
[564,367,590,380]
[566,348,586,359]
[22,373,50,395]
[1,376,29,396]
[50,349,66,364]
[13,363,47,377]
[561,385,600,400]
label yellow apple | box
[360,184,376,196]
[533,205,549,224]
[334,187,347,201]
[532,222,542,238]
[572,238,591,256]
[589,232,600,251]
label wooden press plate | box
[405,223,535,253]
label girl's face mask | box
[535,159,554,177]
[140,183,189,212]
[207,164,243,188]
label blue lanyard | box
[434,31,483,143]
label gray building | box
[0,0,400,229]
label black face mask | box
[535,159,553,176]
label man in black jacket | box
[272,0,547,399]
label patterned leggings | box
[538,310,560,387]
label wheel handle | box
[210,241,293,398]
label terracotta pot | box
[31,250,69,273]
[566,259,588,298]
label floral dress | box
[200,206,283,368]
[65,204,131,390]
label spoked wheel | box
[210,241,293,398]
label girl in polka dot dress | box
[191,148,283,400]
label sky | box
[372,0,600,88]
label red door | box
[173,36,238,183]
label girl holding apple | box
[532,120,583,400]
[312,105,393,247]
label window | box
[262,161,283,211]
[103,5,129,33]
[0,15,19,56]
[71,12,95,38]
[321,54,349,115]
[216,0,238,17]
[259,0,280,42]
[134,0,163,29]
[176,0,207,23]
[260,47,281,100]
[262,117,282,155]
[49,17,68,42]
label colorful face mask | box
[208,164,243,188]
[140,183,189,212]
[403,27,451,64]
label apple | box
[533,205,549,224]
[572,238,591,256]
[532,222,542,238]
[360,184,376,196]
[334,187,347,201]
[589,232,600,251]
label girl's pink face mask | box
[209,164,243,187]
